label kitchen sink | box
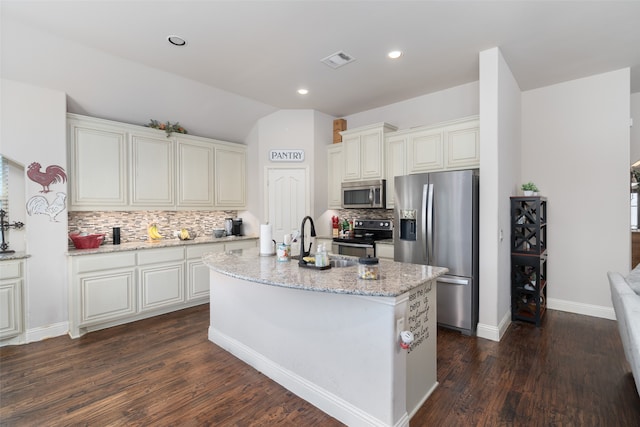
[330,258,357,268]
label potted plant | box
[521,182,538,196]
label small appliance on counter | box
[232,218,243,236]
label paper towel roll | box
[260,224,274,255]
[284,234,292,245]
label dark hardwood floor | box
[1,305,639,426]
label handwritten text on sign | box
[269,149,305,162]
[407,282,431,352]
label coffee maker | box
[231,218,243,236]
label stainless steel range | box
[332,218,393,258]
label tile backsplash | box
[68,210,238,244]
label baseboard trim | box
[547,298,615,320]
[476,310,511,342]
[209,326,408,427]
[26,321,68,343]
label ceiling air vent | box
[321,51,356,69]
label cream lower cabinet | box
[138,247,185,312]
[375,242,394,260]
[186,243,224,301]
[69,240,257,338]
[0,260,24,341]
[70,252,137,337]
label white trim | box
[476,310,511,342]
[26,321,68,343]
[547,298,615,320]
[209,326,407,427]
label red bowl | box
[69,233,105,249]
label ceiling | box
[3,0,640,120]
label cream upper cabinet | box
[214,143,246,209]
[407,128,445,174]
[341,123,397,182]
[327,144,343,209]
[384,133,407,209]
[130,131,175,208]
[176,136,215,208]
[444,119,480,169]
[68,116,128,210]
[67,114,247,211]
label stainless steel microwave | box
[341,179,386,209]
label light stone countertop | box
[67,235,258,256]
[203,247,448,297]
[0,251,30,261]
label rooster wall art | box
[27,162,67,193]
[25,162,68,222]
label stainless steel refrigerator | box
[394,169,479,335]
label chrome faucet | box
[299,215,316,265]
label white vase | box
[524,190,533,196]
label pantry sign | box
[269,149,305,162]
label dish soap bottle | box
[315,244,328,268]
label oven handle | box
[333,242,375,248]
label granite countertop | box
[0,252,30,261]
[67,235,258,256]
[203,247,448,297]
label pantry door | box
[266,167,309,241]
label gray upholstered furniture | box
[608,266,640,396]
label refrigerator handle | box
[421,184,429,263]
[426,183,434,265]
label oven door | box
[331,242,375,258]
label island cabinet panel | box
[68,118,128,209]
[0,260,24,340]
[204,248,446,427]
[130,131,175,208]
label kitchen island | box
[203,248,448,427]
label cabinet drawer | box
[186,243,224,259]
[0,261,22,280]
[75,252,136,273]
[225,240,257,251]
[137,247,184,265]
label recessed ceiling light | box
[167,35,187,46]
[297,89,309,95]
[388,50,403,59]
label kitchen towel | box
[260,223,275,255]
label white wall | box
[343,81,479,131]
[1,19,276,144]
[1,79,69,342]
[522,68,631,318]
[477,48,522,341]
[632,93,640,164]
